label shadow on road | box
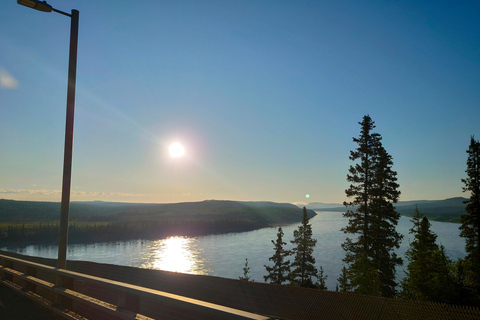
[0,285,54,320]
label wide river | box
[1,212,466,290]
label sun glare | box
[169,142,185,158]
[139,237,211,275]
[152,237,194,273]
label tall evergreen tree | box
[264,227,291,284]
[370,144,403,297]
[290,207,318,288]
[341,115,403,297]
[460,136,480,295]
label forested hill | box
[308,197,467,223]
[0,199,315,245]
[0,199,315,224]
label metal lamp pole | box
[17,0,79,270]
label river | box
[0,212,466,290]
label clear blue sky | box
[1,1,479,204]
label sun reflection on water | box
[139,236,211,274]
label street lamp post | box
[18,0,79,270]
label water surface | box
[2,212,466,290]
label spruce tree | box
[460,136,480,295]
[429,245,457,304]
[453,258,471,305]
[407,206,424,249]
[370,144,403,297]
[401,209,439,300]
[337,266,352,292]
[239,258,253,281]
[401,209,461,304]
[341,115,402,297]
[408,207,437,260]
[316,266,328,290]
[264,227,291,284]
[290,207,318,287]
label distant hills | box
[0,199,316,224]
[307,197,467,223]
[0,199,316,245]
[0,196,466,246]
[304,202,342,210]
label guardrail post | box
[55,274,74,311]
[4,259,14,282]
[118,291,140,314]
[25,265,37,293]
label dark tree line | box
[401,206,461,303]
[0,218,262,245]
[338,116,480,306]
[400,135,480,306]
[260,116,479,307]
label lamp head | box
[17,0,53,12]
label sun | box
[169,142,185,158]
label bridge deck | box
[1,250,479,320]
[0,282,54,319]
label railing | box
[0,253,272,320]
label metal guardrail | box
[0,253,273,320]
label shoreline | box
[0,221,268,248]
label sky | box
[1,1,479,205]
